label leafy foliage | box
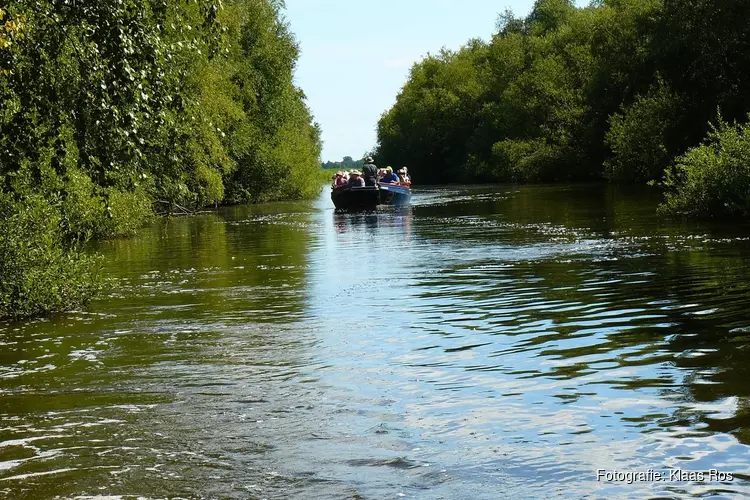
[322,156,365,171]
[0,193,102,319]
[660,118,750,218]
[0,0,321,318]
[604,79,680,182]
[375,0,750,216]
[375,1,602,184]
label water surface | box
[2,184,750,498]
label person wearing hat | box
[380,166,399,184]
[334,171,348,187]
[348,169,365,187]
[362,156,378,186]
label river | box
[2,184,750,499]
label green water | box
[2,184,750,499]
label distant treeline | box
[321,156,365,170]
[375,0,750,218]
[0,1,321,318]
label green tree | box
[604,79,680,182]
[0,0,322,318]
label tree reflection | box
[407,184,750,445]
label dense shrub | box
[660,118,750,218]
[0,1,322,318]
[60,168,107,239]
[101,188,154,237]
[0,194,102,319]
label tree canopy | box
[0,0,322,318]
[322,156,365,170]
[375,0,750,195]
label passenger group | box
[331,156,411,188]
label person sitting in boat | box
[334,171,348,187]
[348,169,365,187]
[380,166,399,184]
[362,156,378,186]
[401,166,411,183]
[397,168,410,184]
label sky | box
[284,0,586,162]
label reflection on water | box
[2,184,750,498]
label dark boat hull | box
[331,183,412,210]
[331,185,380,210]
[377,182,411,206]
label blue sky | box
[284,0,585,162]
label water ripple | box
[1,185,750,498]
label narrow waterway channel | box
[2,184,750,499]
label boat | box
[331,182,412,210]
[376,182,412,206]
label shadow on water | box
[2,184,750,498]
[332,206,414,237]
[0,202,329,498]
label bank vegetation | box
[0,0,322,318]
[375,0,750,219]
